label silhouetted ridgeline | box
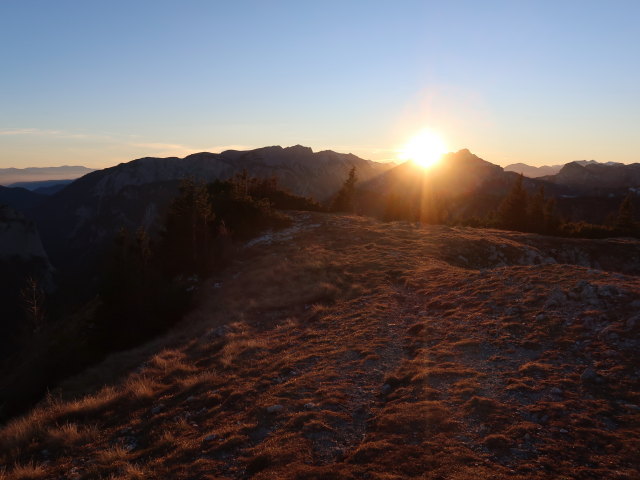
[356,151,640,237]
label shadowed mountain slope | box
[0,186,45,212]
[2,212,638,479]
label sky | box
[1,0,639,169]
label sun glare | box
[399,129,447,169]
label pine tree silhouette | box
[499,174,528,231]
[331,166,357,212]
[615,193,636,234]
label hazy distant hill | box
[505,160,627,179]
[0,166,95,186]
[504,162,564,178]
[542,161,640,189]
[8,179,74,194]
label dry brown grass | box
[86,445,132,478]
[219,337,268,368]
[2,212,639,479]
[123,375,162,401]
[45,421,98,450]
[5,462,46,480]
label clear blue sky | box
[1,0,638,168]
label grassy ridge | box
[1,213,639,479]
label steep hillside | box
[0,206,53,357]
[1,213,639,479]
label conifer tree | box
[162,179,215,274]
[528,186,546,233]
[544,197,560,234]
[499,174,528,231]
[331,166,357,212]
[615,193,636,233]
[21,276,45,335]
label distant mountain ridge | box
[9,146,639,276]
[542,161,640,189]
[504,163,564,178]
[0,166,95,186]
[505,160,626,178]
[8,179,75,194]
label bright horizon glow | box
[0,2,639,169]
[398,129,448,169]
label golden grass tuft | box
[6,461,46,480]
[58,385,121,418]
[177,369,219,390]
[124,375,162,401]
[219,338,268,367]
[96,445,130,464]
[145,349,198,379]
[116,462,148,480]
[45,422,98,450]
[0,413,48,454]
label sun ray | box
[398,129,447,169]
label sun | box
[398,129,448,169]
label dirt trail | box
[1,212,639,479]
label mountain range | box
[504,160,625,178]
[1,146,639,276]
[16,146,390,272]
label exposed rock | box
[597,285,621,298]
[545,288,567,307]
[626,315,639,330]
[580,368,603,385]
